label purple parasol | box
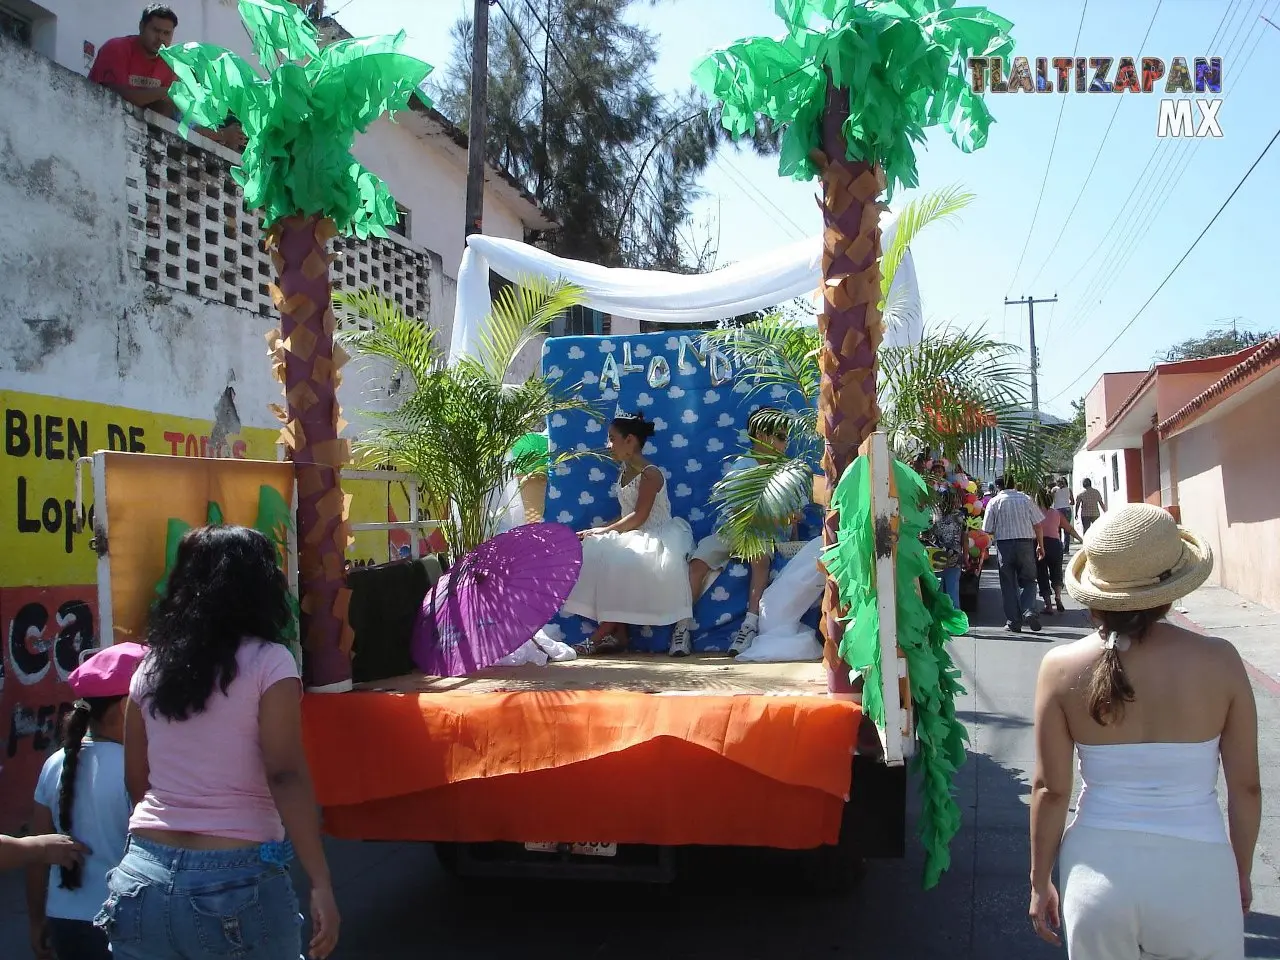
[411,522,583,677]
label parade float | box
[74,0,1019,891]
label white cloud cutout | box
[717,613,733,625]
[675,483,693,498]
[671,434,688,448]
[578,492,595,505]
[581,370,599,385]
[711,586,730,602]
[542,623,565,642]
[717,412,734,427]
[681,409,698,424]
[704,390,720,404]
[555,464,571,476]
[567,345,585,360]
[666,336,680,350]
[729,565,748,578]
[733,379,752,394]
[551,413,567,428]
[653,416,668,431]
[546,365,564,379]
[706,438,724,452]
[636,392,654,407]
[659,467,672,479]
[581,621,594,634]
[686,459,702,472]
[591,516,605,526]
[634,344,651,357]
[601,388,618,400]
[575,442,590,452]
[599,339,615,352]
[640,625,654,638]
[547,486,561,500]
[585,419,601,433]
[548,440,558,453]
[689,507,706,522]
[557,510,573,523]
[588,467,606,482]
[770,384,789,400]
[668,386,685,399]
[643,441,657,455]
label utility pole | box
[1005,293,1057,470]
[464,0,490,237]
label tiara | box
[613,405,646,421]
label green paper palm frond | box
[694,0,1015,197]
[162,0,433,237]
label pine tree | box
[435,0,773,269]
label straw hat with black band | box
[1065,503,1214,612]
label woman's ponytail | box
[56,702,91,890]
[1085,604,1172,725]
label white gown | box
[561,467,694,626]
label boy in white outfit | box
[670,408,792,658]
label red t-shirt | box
[88,36,177,91]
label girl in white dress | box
[562,412,694,655]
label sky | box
[339,0,1280,418]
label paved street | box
[4,567,1280,958]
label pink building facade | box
[1084,338,1280,610]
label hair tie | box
[72,699,91,712]
[1101,631,1131,652]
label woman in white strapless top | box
[1030,504,1260,959]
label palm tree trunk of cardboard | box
[815,82,885,696]
[266,214,353,689]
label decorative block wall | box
[123,115,430,326]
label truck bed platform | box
[303,653,860,851]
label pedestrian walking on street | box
[1035,489,1081,615]
[982,477,1046,633]
[98,525,340,960]
[1074,478,1105,534]
[1051,477,1073,551]
[1029,504,1259,958]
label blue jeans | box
[95,836,303,959]
[996,538,1039,625]
[937,566,961,609]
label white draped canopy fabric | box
[448,213,922,365]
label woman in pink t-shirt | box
[94,525,338,959]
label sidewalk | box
[1174,584,1280,696]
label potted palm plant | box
[334,277,596,562]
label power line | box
[1043,121,1280,405]
[1024,0,1163,292]
[1050,0,1272,344]
[1049,0,1242,306]
[1005,0,1089,295]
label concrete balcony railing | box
[123,109,431,327]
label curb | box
[1170,609,1280,698]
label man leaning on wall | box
[89,4,246,151]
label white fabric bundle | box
[736,537,827,664]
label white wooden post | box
[860,432,914,766]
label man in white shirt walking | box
[982,477,1046,633]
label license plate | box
[524,841,618,858]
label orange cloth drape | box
[303,690,860,849]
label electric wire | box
[1005,0,1089,295]
[1026,0,1164,298]
[1042,121,1280,406]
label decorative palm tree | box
[160,0,434,688]
[695,2,1015,691]
[708,186,1038,553]
[335,278,596,561]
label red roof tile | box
[1157,336,1280,438]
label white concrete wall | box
[1071,446,1132,511]
[38,0,531,333]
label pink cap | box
[69,642,147,699]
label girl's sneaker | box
[669,621,693,657]
[729,620,758,657]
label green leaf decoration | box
[823,453,969,889]
[152,487,301,667]
[694,0,1015,198]
[161,3,433,237]
[509,432,550,477]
